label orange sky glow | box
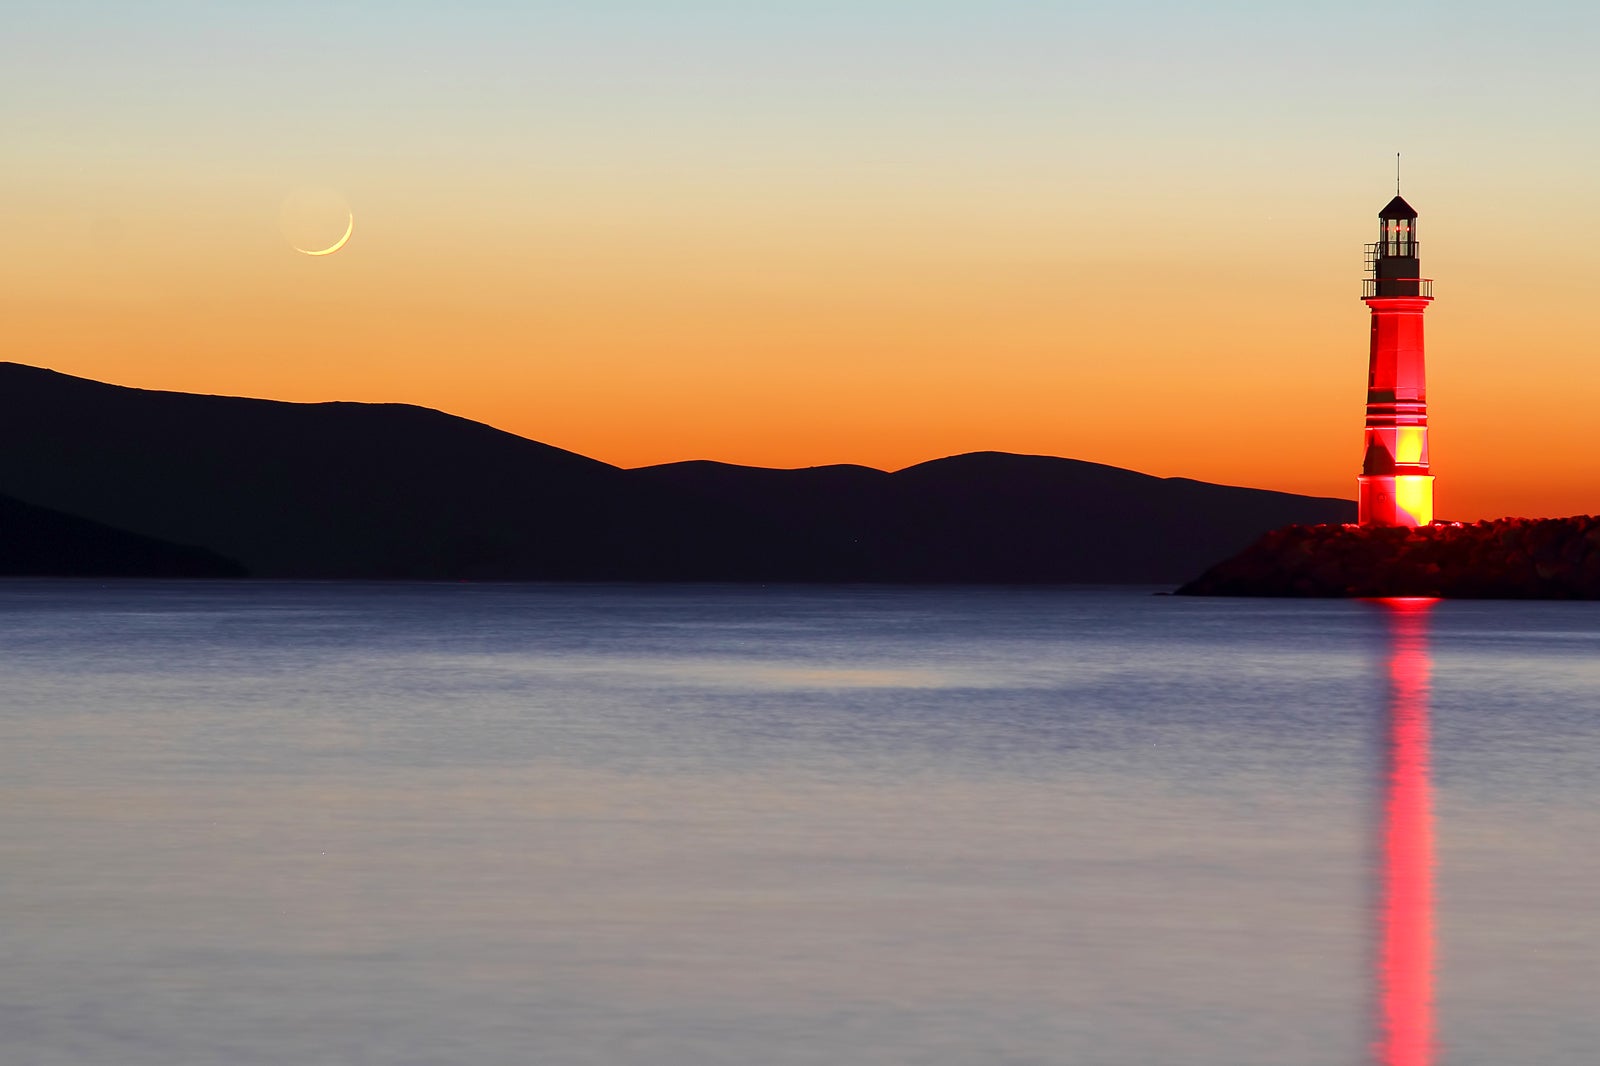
[5,2,1598,522]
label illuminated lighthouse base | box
[1359,474,1434,528]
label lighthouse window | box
[1384,218,1413,256]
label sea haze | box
[2,582,1596,1066]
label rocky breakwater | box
[1176,516,1600,598]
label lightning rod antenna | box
[1396,152,1401,194]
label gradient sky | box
[4,0,1598,519]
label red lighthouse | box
[1359,193,1434,527]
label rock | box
[1175,516,1600,599]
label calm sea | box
[2,581,1597,1066]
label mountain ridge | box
[0,362,1355,581]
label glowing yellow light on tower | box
[1394,427,1426,466]
[1393,476,1434,527]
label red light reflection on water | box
[1374,597,1436,1066]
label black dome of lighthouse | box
[1379,195,1417,219]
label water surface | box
[2,582,1597,1065]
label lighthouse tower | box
[1358,192,1434,526]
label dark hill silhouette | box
[0,491,244,577]
[633,453,1355,582]
[0,363,645,579]
[0,363,1355,581]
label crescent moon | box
[294,212,354,256]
